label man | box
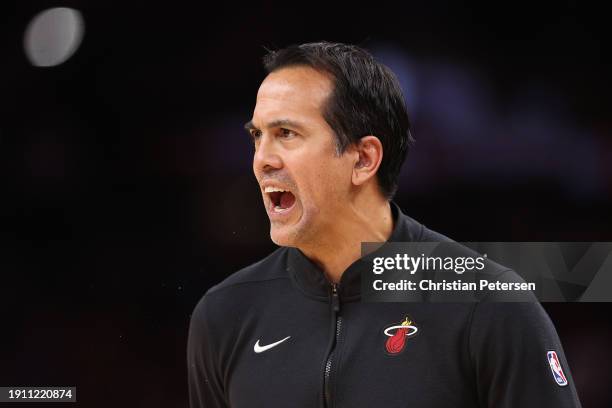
[187,42,582,407]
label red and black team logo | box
[383,316,419,355]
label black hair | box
[263,41,414,199]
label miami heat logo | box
[383,316,418,355]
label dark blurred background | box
[1,1,610,407]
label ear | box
[352,135,383,187]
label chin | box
[268,205,318,247]
[269,227,300,247]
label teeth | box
[264,186,287,193]
[274,205,289,213]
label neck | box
[299,194,394,284]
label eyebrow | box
[243,119,306,132]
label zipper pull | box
[331,283,340,313]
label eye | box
[279,128,297,139]
[249,129,262,141]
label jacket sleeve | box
[187,293,229,408]
[469,301,582,407]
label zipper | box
[323,283,342,408]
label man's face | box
[248,66,356,247]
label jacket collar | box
[286,202,423,302]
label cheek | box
[327,154,354,187]
[300,158,352,206]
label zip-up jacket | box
[187,203,582,407]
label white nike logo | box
[253,336,291,353]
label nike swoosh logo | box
[253,336,291,353]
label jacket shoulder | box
[206,246,290,296]
[190,246,290,335]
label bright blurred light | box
[24,7,85,67]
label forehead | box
[253,66,332,126]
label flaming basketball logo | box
[384,316,418,355]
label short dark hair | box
[262,41,414,199]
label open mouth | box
[264,186,296,213]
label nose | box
[253,133,283,174]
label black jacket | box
[187,203,582,407]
